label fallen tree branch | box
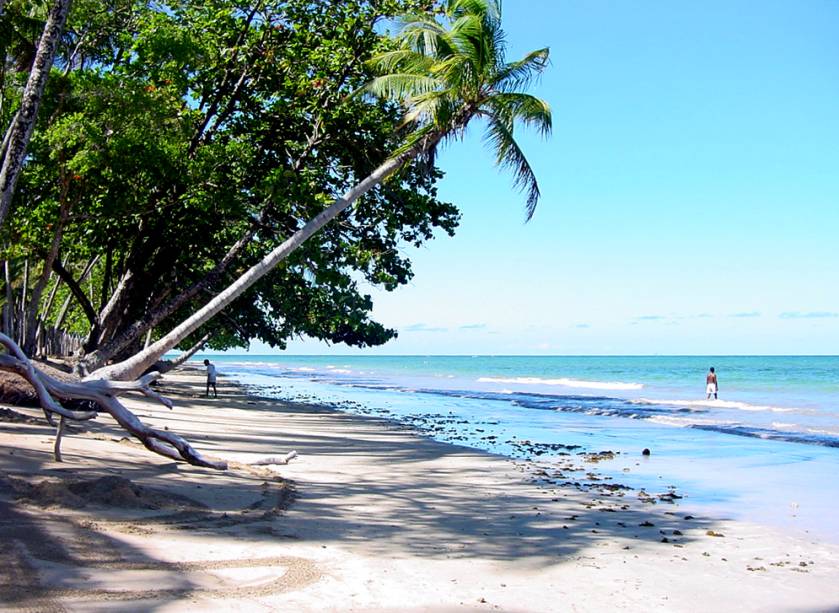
[54,415,66,462]
[249,450,298,466]
[0,333,227,469]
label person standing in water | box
[706,366,718,400]
[204,359,218,398]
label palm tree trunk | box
[0,0,72,230]
[88,143,428,382]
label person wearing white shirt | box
[203,359,218,398]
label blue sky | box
[276,0,839,356]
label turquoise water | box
[194,354,839,542]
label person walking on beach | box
[706,367,718,400]
[204,359,218,398]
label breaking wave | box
[477,376,643,391]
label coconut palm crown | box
[367,0,551,220]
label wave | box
[647,415,737,428]
[477,376,643,391]
[631,398,796,413]
[227,364,839,449]
[691,424,839,448]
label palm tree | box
[89,0,551,381]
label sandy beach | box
[1,367,838,612]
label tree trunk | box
[23,200,69,354]
[2,257,12,336]
[0,0,72,229]
[18,259,29,345]
[33,255,67,355]
[168,332,211,369]
[54,255,98,330]
[83,219,260,369]
[88,143,427,382]
[51,257,99,330]
[0,111,18,161]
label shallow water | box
[196,354,839,543]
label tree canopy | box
[1,0,459,362]
[0,0,551,466]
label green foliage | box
[367,0,551,219]
[2,0,461,353]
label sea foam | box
[631,398,796,413]
[477,376,643,391]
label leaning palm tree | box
[89,0,551,384]
[0,0,551,469]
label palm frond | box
[365,74,444,102]
[401,90,453,127]
[485,93,552,138]
[397,16,454,58]
[430,54,475,92]
[448,0,501,22]
[368,49,432,74]
[493,48,550,93]
[483,116,542,221]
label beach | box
[1,366,838,611]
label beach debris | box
[658,491,682,503]
[0,333,227,470]
[250,450,298,466]
[583,450,616,463]
[706,530,725,537]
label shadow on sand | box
[0,375,716,608]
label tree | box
[7,0,457,368]
[1,0,551,469]
[0,0,71,228]
[90,0,551,382]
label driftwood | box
[0,333,227,470]
[249,450,298,466]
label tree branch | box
[0,333,227,469]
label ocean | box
[193,354,839,542]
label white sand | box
[1,368,837,611]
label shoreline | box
[1,367,838,611]
[222,357,839,546]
